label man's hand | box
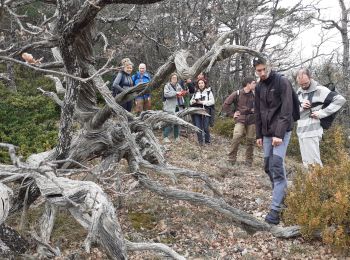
[233,111,240,118]
[272,137,283,146]
[310,111,319,119]
[301,99,311,109]
[256,138,263,147]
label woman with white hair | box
[112,58,134,112]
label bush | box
[0,67,59,163]
[287,125,348,165]
[151,87,163,111]
[212,116,235,138]
[287,127,302,161]
[284,127,350,252]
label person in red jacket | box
[254,56,294,225]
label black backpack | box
[109,73,117,90]
[307,90,339,129]
[291,88,301,122]
[206,89,215,127]
[276,74,300,122]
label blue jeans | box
[263,131,291,212]
[192,114,210,144]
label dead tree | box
[0,0,303,259]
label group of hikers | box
[111,56,346,225]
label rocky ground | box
[121,131,341,260]
[6,131,346,259]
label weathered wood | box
[0,184,12,224]
[140,162,222,197]
[134,172,271,234]
[31,170,127,259]
[126,240,186,260]
[0,224,28,256]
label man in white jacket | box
[296,68,346,167]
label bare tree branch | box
[37,87,63,107]
[126,240,185,260]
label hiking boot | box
[265,209,280,225]
[174,137,180,143]
[163,137,171,144]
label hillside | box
[6,130,341,259]
[123,132,337,259]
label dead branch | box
[37,87,63,107]
[9,40,55,57]
[0,55,117,83]
[0,143,20,166]
[4,5,43,35]
[0,224,28,256]
[139,110,201,132]
[0,184,12,224]
[32,229,60,258]
[134,172,271,234]
[96,32,109,53]
[44,75,66,94]
[140,161,222,197]
[126,240,186,260]
[97,5,136,24]
[0,45,14,54]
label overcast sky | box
[290,0,346,63]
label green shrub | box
[284,128,350,252]
[212,117,235,138]
[0,67,59,163]
[287,128,302,161]
[151,87,163,111]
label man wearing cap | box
[253,56,294,225]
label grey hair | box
[121,58,134,67]
[296,68,312,78]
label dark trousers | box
[193,114,210,144]
[122,101,133,112]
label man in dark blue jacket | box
[254,57,294,225]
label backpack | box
[163,83,178,102]
[109,72,126,97]
[277,74,300,122]
[291,88,301,121]
[307,90,339,129]
[206,89,215,127]
[109,73,117,90]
